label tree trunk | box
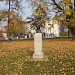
[74,0,75,11]
[7,0,10,40]
[67,26,70,38]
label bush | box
[59,32,68,36]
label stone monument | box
[33,32,44,59]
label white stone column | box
[33,33,44,59]
[54,24,59,37]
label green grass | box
[0,39,75,75]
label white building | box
[26,19,60,38]
[44,20,60,38]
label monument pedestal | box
[33,33,44,59]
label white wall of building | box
[26,19,60,38]
[45,20,60,37]
[54,23,60,37]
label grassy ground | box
[0,38,75,75]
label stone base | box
[31,55,48,61]
[33,53,44,59]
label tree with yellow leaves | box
[46,0,75,40]
[58,0,75,40]
[27,0,49,33]
[0,0,24,40]
[4,14,26,38]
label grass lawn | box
[0,38,75,75]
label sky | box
[20,0,33,19]
[0,0,33,29]
[0,0,74,30]
[0,0,33,19]
[0,0,55,20]
[0,0,56,29]
[0,0,74,19]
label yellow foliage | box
[64,11,71,15]
[37,9,43,14]
[60,0,72,6]
[5,15,25,34]
[6,0,19,2]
